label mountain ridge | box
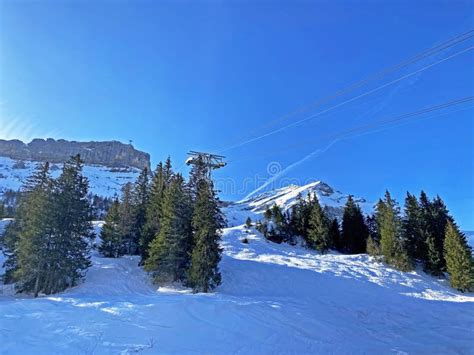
[0,138,150,170]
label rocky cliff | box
[0,139,150,170]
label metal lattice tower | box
[186,151,226,179]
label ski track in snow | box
[1,200,474,354]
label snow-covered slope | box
[1,202,473,354]
[0,156,140,198]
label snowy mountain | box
[1,193,473,353]
[0,138,150,199]
[229,181,373,223]
[0,156,141,198]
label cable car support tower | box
[185,151,226,180]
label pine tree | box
[132,167,150,256]
[366,236,381,257]
[271,204,285,231]
[188,179,225,293]
[141,162,167,262]
[341,196,368,254]
[7,156,94,295]
[376,191,412,271]
[444,221,474,292]
[144,174,192,284]
[2,223,19,284]
[262,204,287,243]
[119,182,136,254]
[419,191,451,275]
[163,157,174,185]
[255,220,268,236]
[431,196,453,268]
[2,197,27,283]
[393,240,413,271]
[5,163,55,296]
[425,233,443,276]
[401,193,422,261]
[99,199,123,257]
[329,218,341,252]
[366,215,379,243]
[245,217,252,228]
[50,155,94,293]
[264,206,272,221]
[365,215,381,256]
[376,191,399,262]
[187,155,208,201]
[307,196,330,253]
[290,193,308,237]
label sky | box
[0,0,473,229]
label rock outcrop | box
[0,138,150,170]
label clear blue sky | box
[0,0,473,228]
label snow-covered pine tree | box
[341,195,368,254]
[49,155,94,293]
[144,174,192,284]
[307,195,330,253]
[188,178,225,293]
[444,221,474,292]
[99,199,123,257]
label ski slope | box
[1,201,474,354]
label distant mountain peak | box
[238,180,371,219]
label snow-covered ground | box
[0,156,140,198]
[1,192,473,354]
